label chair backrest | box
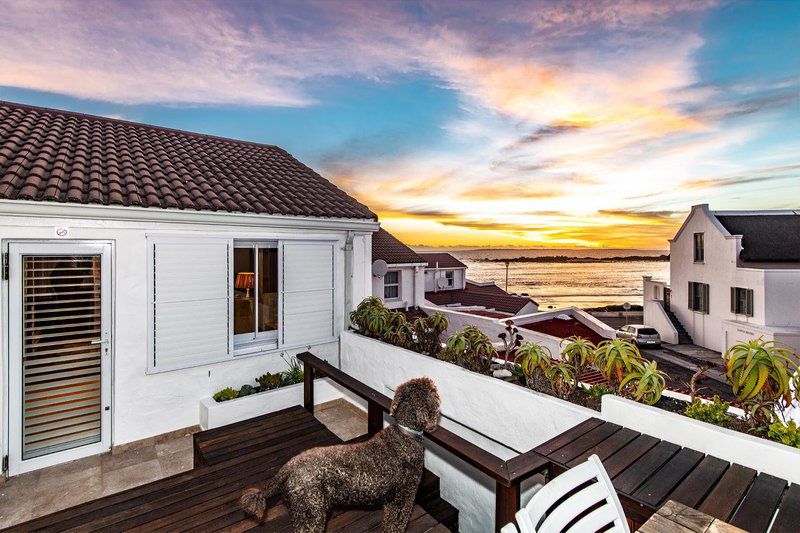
[515,454,629,533]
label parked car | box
[616,325,661,347]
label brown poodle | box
[241,377,441,533]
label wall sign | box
[54,226,70,238]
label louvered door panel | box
[21,256,102,460]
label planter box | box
[199,378,342,430]
[601,395,800,484]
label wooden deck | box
[535,418,798,532]
[7,406,455,532]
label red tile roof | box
[425,288,535,315]
[418,252,466,269]
[372,227,426,264]
[465,280,509,295]
[0,101,376,220]
[520,317,606,344]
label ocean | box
[418,248,670,310]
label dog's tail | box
[240,467,289,522]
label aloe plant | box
[515,341,552,391]
[618,360,666,405]
[594,339,644,388]
[560,336,596,389]
[444,325,496,373]
[413,312,448,356]
[546,362,575,399]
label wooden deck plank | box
[601,434,659,479]
[550,422,621,465]
[697,463,757,522]
[613,441,681,495]
[632,448,705,507]
[667,456,729,509]
[566,427,639,467]
[770,483,800,533]
[534,418,605,456]
[729,473,787,532]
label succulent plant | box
[213,387,238,402]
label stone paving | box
[0,400,366,529]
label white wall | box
[0,212,372,465]
[669,205,800,352]
[371,264,425,309]
[340,331,594,532]
[424,267,466,292]
[642,277,679,344]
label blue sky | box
[0,0,797,247]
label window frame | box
[232,240,280,352]
[383,270,401,300]
[693,233,704,263]
[444,270,455,288]
[688,281,710,314]
[731,287,754,317]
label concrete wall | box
[424,267,466,292]
[642,277,679,344]
[371,264,425,310]
[340,330,594,532]
[0,211,373,469]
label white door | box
[7,242,112,475]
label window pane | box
[233,248,255,335]
[384,285,399,299]
[258,248,278,333]
[385,271,399,284]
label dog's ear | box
[391,377,441,432]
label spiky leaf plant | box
[515,342,552,391]
[546,362,576,399]
[594,339,644,388]
[560,336,596,389]
[618,359,666,405]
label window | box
[688,282,709,313]
[444,270,455,288]
[731,287,754,316]
[384,271,400,300]
[693,233,704,262]
[234,242,279,346]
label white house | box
[0,101,378,476]
[420,252,539,317]
[370,227,426,309]
[644,204,800,354]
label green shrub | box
[281,355,304,386]
[515,342,552,391]
[412,312,448,356]
[619,359,666,405]
[546,362,575,399]
[768,420,800,448]
[594,339,644,389]
[583,383,614,399]
[213,387,238,402]
[561,336,596,389]
[257,372,282,391]
[443,325,496,373]
[238,384,257,397]
[684,395,731,426]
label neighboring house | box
[644,204,800,354]
[370,227,427,309]
[419,252,539,316]
[0,102,378,475]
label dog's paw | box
[240,487,267,521]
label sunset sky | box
[1,0,797,248]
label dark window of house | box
[688,281,709,313]
[445,270,455,287]
[384,271,400,299]
[693,233,704,262]
[731,287,754,316]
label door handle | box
[90,339,109,345]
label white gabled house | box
[370,227,427,309]
[644,204,800,354]
[0,102,378,476]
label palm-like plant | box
[413,312,448,356]
[444,326,496,373]
[724,338,800,426]
[594,339,644,388]
[546,362,575,399]
[560,336,596,389]
[515,341,552,391]
[619,360,666,405]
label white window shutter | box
[148,237,231,372]
[281,241,335,347]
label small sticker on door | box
[54,226,70,238]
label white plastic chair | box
[500,454,629,533]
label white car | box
[616,324,661,347]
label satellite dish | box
[372,259,388,278]
[436,277,449,289]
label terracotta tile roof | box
[715,213,800,263]
[520,317,606,344]
[372,227,426,264]
[418,252,466,269]
[465,280,509,295]
[0,101,376,220]
[425,288,535,315]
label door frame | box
[3,240,114,476]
